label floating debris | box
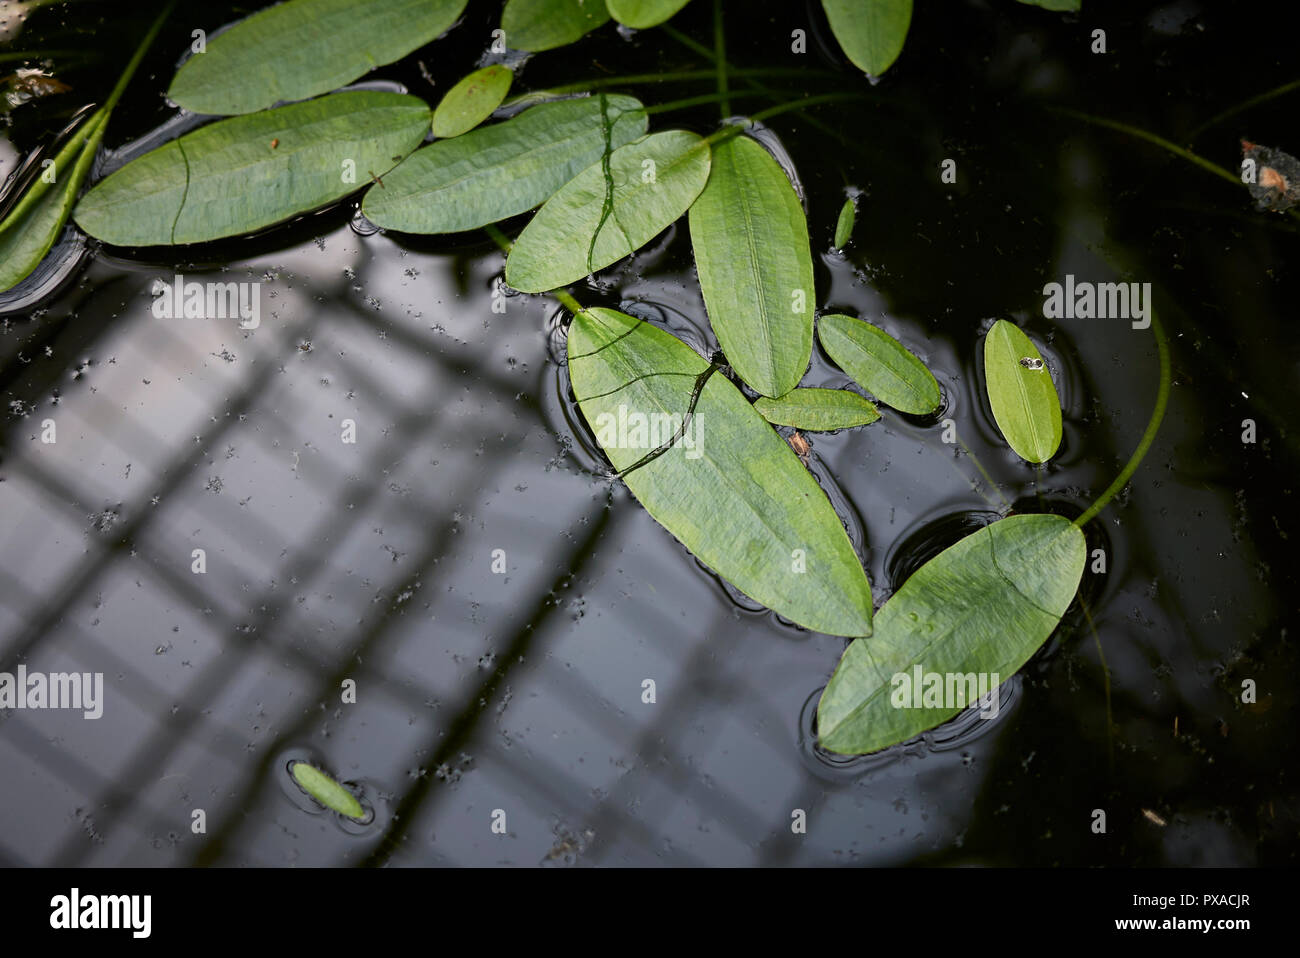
[1241,140,1300,212]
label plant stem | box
[702,93,872,146]
[1073,311,1170,528]
[1189,78,1300,141]
[484,224,586,316]
[643,91,762,115]
[103,0,176,115]
[713,0,729,118]
[1054,108,1240,187]
[522,68,820,100]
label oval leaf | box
[363,95,646,234]
[501,0,610,52]
[817,313,941,415]
[75,91,431,246]
[817,513,1086,754]
[983,319,1062,463]
[606,0,693,29]
[168,0,467,115]
[753,388,879,431]
[820,0,911,77]
[569,308,874,637]
[833,196,855,249]
[505,129,710,292]
[432,65,513,139]
[689,134,815,398]
[290,762,366,819]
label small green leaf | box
[505,129,710,293]
[432,65,513,139]
[501,0,610,52]
[820,0,911,76]
[290,761,367,819]
[569,308,874,637]
[982,319,1062,463]
[168,0,468,115]
[753,388,880,431]
[1016,0,1080,11]
[606,0,693,29]
[689,134,815,398]
[75,91,431,246]
[817,314,941,415]
[817,513,1086,754]
[363,95,646,234]
[833,196,855,249]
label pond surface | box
[0,0,1295,866]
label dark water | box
[0,0,1295,866]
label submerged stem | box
[1054,108,1239,187]
[713,0,729,118]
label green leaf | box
[820,0,911,77]
[1016,0,1080,10]
[833,196,855,249]
[74,91,431,246]
[817,313,941,415]
[569,308,874,637]
[167,0,467,115]
[501,0,610,52]
[290,761,366,819]
[0,110,105,292]
[689,134,814,398]
[432,65,513,139]
[982,319,1062,463]
[817,513,1086,754]
[753,388,879,431]
[606,0,693,29]
[505,129,710,293]
[363,95,646,234]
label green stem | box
[713,0,729,118]
[643,91,762,115]
[1054,108,1240,187]
[521,68,822,100]
[1073,311,1170,528]
[484,224,586,317]
[1189,78,1300,141]
[703,93,872,147]
[103,0,175,115]
[0,49,97,64]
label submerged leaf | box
[817,313,940,415]
[501,0,610,52]
[753,388,879,431]
[290,762,366,819]
[569,308,874,637]
[689,134,814,398]
[983,319,1062,463]
[75,91,431,246]
[833,196,855,249]
[432,65,513,139]
[505,129,710,292]
[606,0,693,29]
[817,513,1086,754]
[820,0,912,76]
[363,95,646,234]
[168,0,467,115]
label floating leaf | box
[363,95,646,234]
[820,0,911,77]
[833,196,855,249]
[817,513,1086,754]
[75,91,431,246]
[982,319,1062,463]
[569,308,874,637]
[817,313,940,415]
[689,134,814,398]
[290,761,366,819]
[431,65,513,139]
[505,129,710,292]
[501,0,610,52]
[753,388,879,431]
[168,0,467,115]
[606,0,693,29]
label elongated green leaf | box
[818,513,1085,754]
[432,65,513,139]
[505,129,710,292]
[75,92,430,246]
[168,0,467,115]
[290,762,366,819]
[502,0,610,52]
[606,0,692,29]
[753,388,879,431]
[817,314,940,415]
[689,135,814,398]
[983,319,1062,463]
[570,308,873,637]
[363,95,646,234]
[1016,0,1080,10]
[821,0,911,76]
[833,197,855,249]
